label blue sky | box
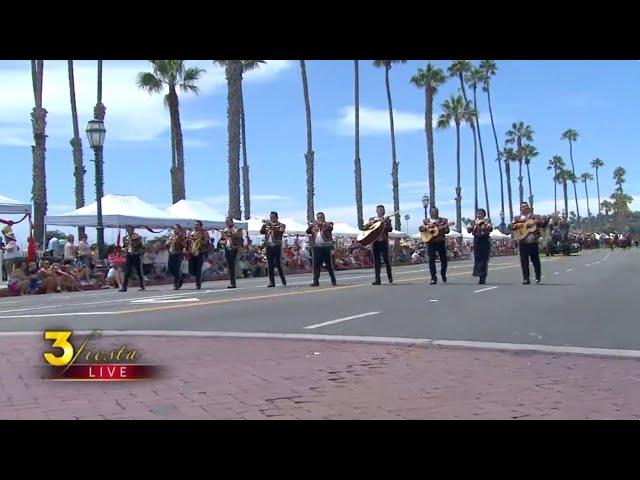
[1,60,638,242]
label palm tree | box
[410,63,447,213]
[580,172,594,229]
[479,60,506,226]
[610,191,633,230]
[300,60,314,222]
[613,166,626,193]
[68,60,85,239]
[502,147,517,220]
[521,143,538,209]
[354,60,363,229]
[505,121,534,206]
[373,60,407,230]
[466,66,490,219]
[437,94,475,247]
[555,168,576,222]
[547,155,566,213]
[590,158,605,219]
[561,129,581,225]
[137,60,205,204]
[448,61,479,212]
[30,60,47,246]
[238,60,265,220]
[600,199,613,225]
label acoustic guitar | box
[420,221,455,243]
[511,219,538,241]
[357,211,399,246]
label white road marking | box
[566,268,574,272]
[303,312,380,330]
[3,329,640,359]
[554,272,560,275]
[0,311,116,319]
[130,298,200,304]
[585,264,591,267]
[429,300,439,302]
[473,286,498,294]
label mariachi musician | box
[363,205,393,285]
[467,209,493,285]
[260,211,287,287]
[120,225,146,292]
[218,217,244,289]
[188,220,211,290]
[509,202,547,284]
[306,212,336,287]
[168,224,187,290]
[420,207,450,285]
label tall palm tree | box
[30,60,47,246]
[613,166,626,193]
[555,168,576,222]
[610,191,633,230]
[502,147,517,220]
[373,60,407,230]
[354,60,363,229]
[238,60,265,220]
[505,121,534,206]
[521,143,538,209]
[410,63,447,213]
[300,60,314,222]
[546,155,566,213]
[580,172,594,229]
[138,60,205,204]
[68,60,85,238]
[466,66,490,219]
[479,60,506,225]
[600,199,613,224]
[590,158,605,219]
[437,94,475,247]
[448,61,479,212]
[561,129,581,225]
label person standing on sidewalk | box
[219,217,244,289]
[168,224,187,290]
[120,226,145,292]
[188,220,211,290]
[306,212,337,287]
[260,212,287,288]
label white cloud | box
[0,60,291,147]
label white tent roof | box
[165,199,247,230]
[0,195,31,215]
[332,222,360,236]
[247,217,308,235]
[44,194,187,229]
[489,229,509,238]
[446,229,462,238]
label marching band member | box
[306,212,336,287]
[364,205,393,285]
[509,202,546,284]
[168,224,187,290]
[120,225,146,292]
[188,220,211,290]
[420,207,450,284]
[467,209,493,284]
[260,211,287,287]
[218,217,244,289]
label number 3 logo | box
[43,331,74,367]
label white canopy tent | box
[0,195,31,215]
[45,194,188,229]
[165,199,247,231]
[332,222,361,236]
[490,229,509,238]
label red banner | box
[47,364,159,381]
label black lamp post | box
[499,210,505,233]
[86,118,106,259]
[421,194,430,219]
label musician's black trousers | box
[519,242,541,281]
[473,236,491,280]
[372,241,392,282]
[427,241,448,279]
[168,253,183,288]
[266,245,286,285]
[225,248,238,287]
[313,246,336,284]
[122,253,145,290]
[190,253,205,288]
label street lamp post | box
[499,210,505,233]
[404,214,410,234]
[86,119,106,260]
[421,194,430,219]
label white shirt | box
[4,240,22,260]
[47,237,59,252]
[64,242,76,260]
[77,241,90,257]
[315,231,324,246]
[106,267,117,279]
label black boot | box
[430,277,437,285]
[372,278,381,285]
[479,277,486,284]
[523,279,531,285]
[441,274,447,283]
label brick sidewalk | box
[1,335,639,419]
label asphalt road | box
[1,248,638,351]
